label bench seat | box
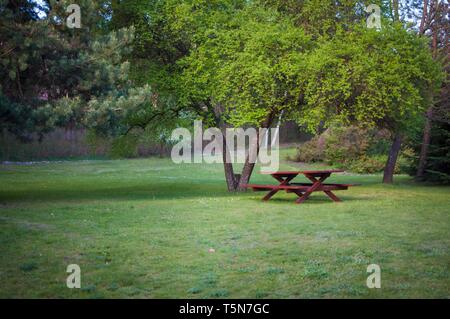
[243,183,358,192]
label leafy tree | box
[414,0,449,180]
[179,6,314,190]
[300,24,440,127]
[110,0,442,188]
[5,0,442,189]
[298,23,441,183]
[109,0,260,190]
[259,0,390,36]
[0,0,138,139]
[420,121,450,183]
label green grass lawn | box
[0,151,449,298]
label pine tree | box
[0,0,137,139]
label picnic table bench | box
[243,170,358,204]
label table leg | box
[324,190,342,202]
[291,189,304,197]
[295,174,329,204]
[262,189,279,201]
[262,174,297,201]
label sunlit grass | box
[0,155,449,298]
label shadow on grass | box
[0,178,398,205]
[0,172,417,205]
[0,182,238,204]
[243,193,371,204]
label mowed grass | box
[0,152,449,298]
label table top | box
[263,170,345,175]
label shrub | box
[366,129,392,156]
[292,125,372,165]
[109,134,139,158]
[289,135,325,162]
[397,147,415,175]
[337,153,412,174]
[406,121,450,184]
[291,125,413,174]
[324,126,370,165]
[347,155,386,174]
[85,129,112,156]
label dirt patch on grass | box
[0,216,53,231]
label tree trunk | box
[236,113,274,191]
[392,0,399,22]
[417,2,439,180]
[222,129,239,191]
[419,0,428,35]
[220,112,274,192]
[159,140,164,158]
[237,142,258,191]
[237,161,256,191]
[223,162,239,191]
[416,107,433,178]
[222,128,258,192]
[383,133,402,184]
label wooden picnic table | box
[244,170,357,204]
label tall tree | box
[297,23,441,185]
[109,0,442,189]
[416,0,449,179]
[0,0,138,139]
[382,0,402,184]
[180,6,313,190]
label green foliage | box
[260,0,385,37]
[396,147,416,174]
[2,0,445,180]
[415,122,450,184]
[110,134,139,158]
[300,26,439,129]
[347,155,387,174]
[293,126,371,164]
[84,129,112,156]
[108,1,443,175]
[297,24,442,132]
[424,123,450,184]
[0,0,135,138]
[180,5,313,127]
[324,126,370,165]
[288,136,325,163]
[85,85,153,136]
[346,152,412,175]
[106,0,244,133]
[292,125,413,174]
[179,4,441,135]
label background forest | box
[0,0,449,184]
